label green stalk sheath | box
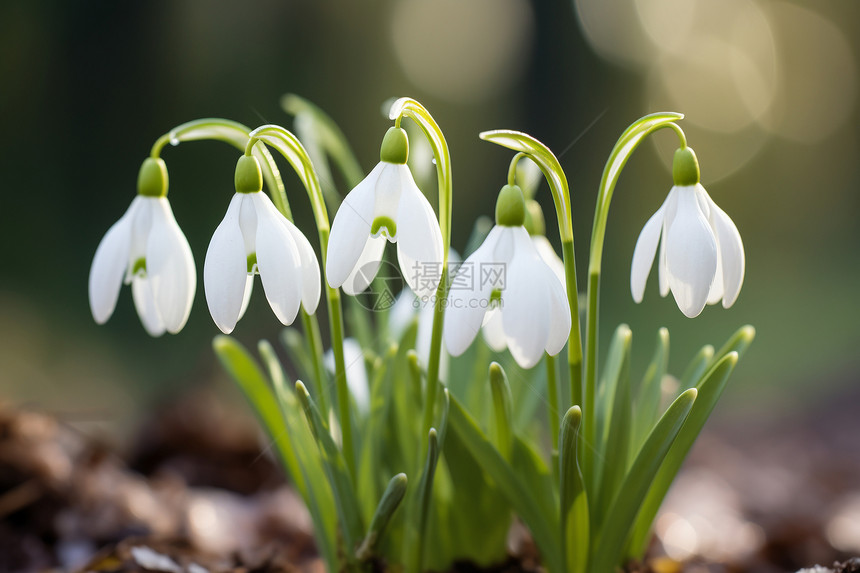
[300,308,330,420]
[583,270,599,488]
[562,239,583,409]
[247,125,355,478]
[422,270,448,435]
[546,353,560,451]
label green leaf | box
[626,351,743,558]
[295,381,364,553]
[280,327,316,387]
[632,328,670,457]
[559,407,589,573]
[591,388,697,573]
[406,428,440,573]
[489,362,514,460]
[447,395,564,573]
[592,324,632,528]
[711,325,756,365]
[356,473,408,561]
[679,344,714,389]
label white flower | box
[482,234,566,353]
[326,129,443,298]
[444,225,571,369]
[631,182,745,318]
[89,195,196,336]
[204,191,321,334]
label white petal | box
[704,188,745,308]
[342,235,386,296]
[543,261,571,356]
[128,198,155,267]
[147,198,196,334]
[665,186,718,318]
[252,193,303,326]
[630,204,665,303]
[481,307,507,352]
[658,227,670,297]
[204,194,249,334]
[532,235,566,288]
[395,168,444,298]
[372,163,404,225]
[88,197,138,324]
[326,163,383,288]
[707,248,725,305]
[283,218,321,313]
[132,275,166,337]
[501,229,551,368]
[238,275,254,321]
[443,229,500,356]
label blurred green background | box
[1,0,858,435]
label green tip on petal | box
[523,199,546,236]
[495,184,526,227]
[673,146,700,186]
[137,157,169,197]
[235,155,263,194]
[371,216,397,239]
[380,126,409,164]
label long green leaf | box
[632,328,670,456]
[593,324,632,528]
[559,407,589,573]
[295,381,364,553]
[489,363,514,460]
[679,344,714,389]
[711,325,756,365]
[627,351,743,557]
[591,388,697,573]
[356,473,408,561]
[447,395,564,573]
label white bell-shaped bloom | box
[88,195,195,336]
[482,234,566,353]
[631,182,745,318]
[326,128,443,299]
[204,190,321,334]
[444,225,571,369]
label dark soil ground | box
[1,385,858,573]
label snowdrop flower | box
[631,147,745,318]
[326,127,443,298]
[88,158,195,336]
[482,200,567,353]
[204,155,321,334]
[444,185,571,369]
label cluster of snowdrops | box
[88,96,753,573]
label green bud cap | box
[523,199,546,236]
[673,146,700,186]
[495,184,526,227]
[380,126,409,164]
[137,157,169,197]
[235,155,263,194]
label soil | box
[1,385,858,573]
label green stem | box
[247,124,355,478]
[388,98,453,437]
[583,114,686,488]
[546,352,560,451]
[301,308,330,417]
[479,130,584,413]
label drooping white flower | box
[326,127,443,298]
[482,234,566,353]
[630,147,745,318]
[444,185,571,369]
[204,156,321,334]
[88,159,195,336]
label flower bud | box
[380,126,409,164]
[137,157,169,197]
[495,184,526,227]
[672,146,700,186]
[235,155,263,194]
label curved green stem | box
[388,98,453,437]
[151,118,293,219]
[582,113,685,487]
[545,352,560,451]
[507,152,528,187]
[479,130,583,411]
[247,124,355,479]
